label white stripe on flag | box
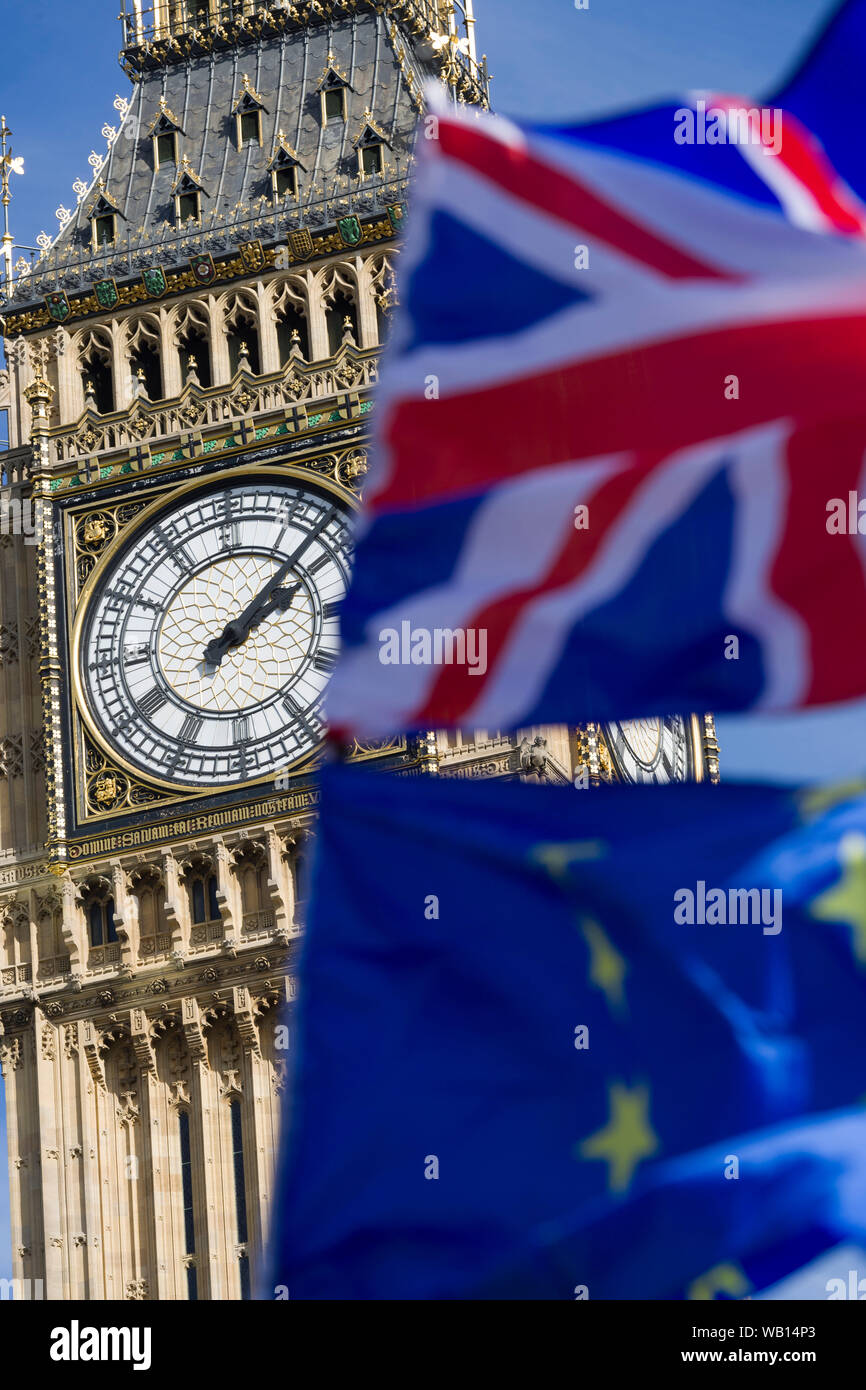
[461,430,765,731]
[530,127,866,274]
[723,422,810,710]
[325,457,622,735]
[377,263,866,408]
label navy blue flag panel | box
[270,767,866,1299]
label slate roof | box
[7,10,430,313]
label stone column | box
[305,268,329,362]
[209,296,231,385]
[160,305,183,399]
[256,281,280,374]
[355,253,379,349]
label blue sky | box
[0,0,844,1283]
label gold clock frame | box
[69,462,357,810]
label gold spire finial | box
[1,114,25,290]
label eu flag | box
[270,767,866,1299]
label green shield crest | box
[386,202,405,233]
[141,266,168,298]
[338,215,362,247]
[94,279,119,310]
[45,291,70,323]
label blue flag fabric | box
[270,767,866,1299]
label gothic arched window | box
[85,889,118,947]
[233,840,268,921]
[130,864,168,957]
[127,316,163,401]
[175,303,212,389]
[191,875,219,924]
[274,280,309,363]
[78,328,115,415]
[223,291,261,376]
[323,273,359,357]
[184,855,220,925]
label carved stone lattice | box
[0,623,20,664]
[41,1024,56,1062]
[25,616,41,659]
[0,736,24,779]
[0,1036,22,1076]
[29,729,46,775]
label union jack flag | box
[328,0,866,740]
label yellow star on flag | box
[580,916,628,1016]
[529,839,606,886]
[576,1081,659,1192]
[687,1262,750,1301]
[810,831,866,966]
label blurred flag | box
[270,766,866,1299]
[328,0,866,743]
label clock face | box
[79,479,352,788]
[601,716,697,785]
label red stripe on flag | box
[411,452,668,726]
[375,314,866,514]
[774,113,866,234]
[774,418,866,704]
[708,96,866,235]
[436,118,741,282]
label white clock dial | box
[601,716,696,785]
[80,480,352,788]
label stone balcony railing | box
[139,933,173,959]
[87,942,123,973]
[1,963,31,988]
[189,918,226,952]
[38,954,72,984]
[242,909,275,935]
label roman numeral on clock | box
[282,693,320,743]
[313,647,338,674]
[138,687,167,719]
[321,600,341,621]
[232,718,251,779]
[179,714,203,744]
[306,553,331,577]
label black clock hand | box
[203,506,336,666]
[203,581,302,666]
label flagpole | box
[0,116,15,292]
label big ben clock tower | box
[0,1,717,1303]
